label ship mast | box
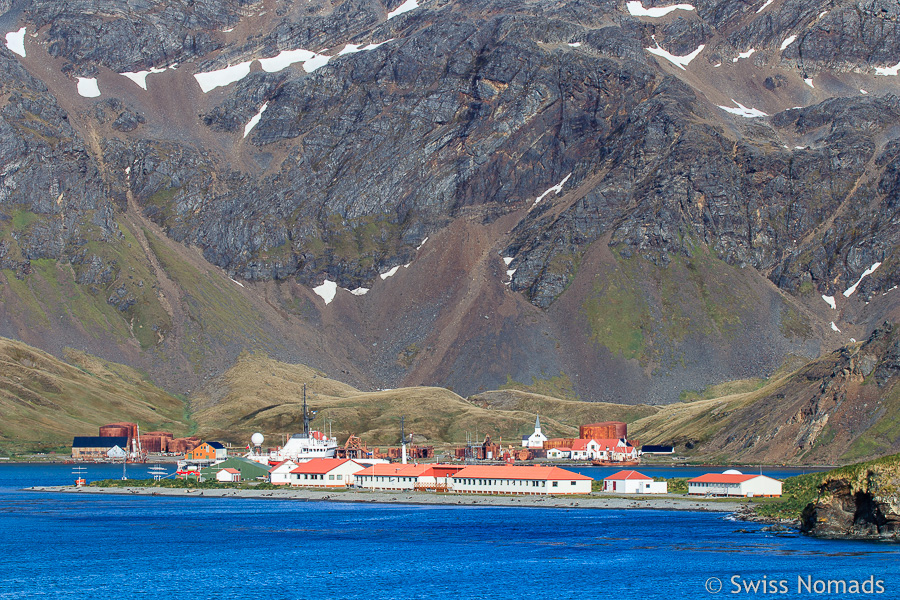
[302,384,310,438]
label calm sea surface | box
[0,463,897,600]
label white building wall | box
[355,474,419,491]
[451,477,591,495]
[740,476,782,497]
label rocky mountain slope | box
[632,322,900,464]
[3,0,900,404]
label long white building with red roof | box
[688,471,782,497]
[355,464,466,491]
[287,458,365,487]
[450,465,592,495]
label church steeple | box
[534,414,541,433]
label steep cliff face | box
[2,0,900,400]
[800,456,900,539]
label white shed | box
[216,468,241,483]
[268,459,300,485]
[603,470,667,494]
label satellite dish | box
[723,469,743,475]
[251,432,264,446]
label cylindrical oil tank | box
[139,435,162,453]
[99,425,129,438]
[146,431,174,439]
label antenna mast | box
[302,384,310,438]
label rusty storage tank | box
[146,431,174,439]
[139,435,164,453]
[542,438,576,450]
[580,422,627,440]
[99,424,130,438]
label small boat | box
[591,459,640,467]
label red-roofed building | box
[268,459,300,485]
[569,438,601,460]
[603,470,667,494]
[547,447,572,460]
[289,458,365,487]
[450,464,592,495]
[355,464,466,491]
[593,438,638,462]
[688,471,782,497]
[216,468,241,483]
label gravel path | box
[28,486,747,512]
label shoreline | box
[28,484,751,512]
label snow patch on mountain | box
[875,61,900,76]
[5,27,26,57]
[645,37,704,70]
[350,287,370,296]
[822,295,836,310]
[314,279,338,304]
[831,321,841,333]
[195,61,253,92]
[76,77,101,98]
[244,102,268,138]
[533,173,572,206]
[388,0,419,19]
[121,67,166,90]
[626,2,694,17]
[733,48,755,62]
[339,40,393,56]
[717,100,768,118]
[804,78,814,88]
[757,0,773,13]
[780,35,797,51]
[380,266,401,280]
[843,262,881,297]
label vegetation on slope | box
[191,353,659,446]
[0,338,191,455]
[754,453,900,521]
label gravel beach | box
[29,485,747,512]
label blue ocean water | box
[0,464,896,600]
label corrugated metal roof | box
[604,470,652,481]
[450,465,592,481]
[290,458,360,475]
[355,463,434,477]
[72,436,129,448]
[688,473,761,484]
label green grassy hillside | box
[0,338,192,455]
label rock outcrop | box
[801,458,900,539]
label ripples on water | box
[0,464,897,599]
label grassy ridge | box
[192,354,659,446]
[0,338,192,455]
[754,453,900,520]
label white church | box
[522,415,548,449]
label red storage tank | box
[139,435,163,453]
[99,425,130,438]
[580,422,627,440]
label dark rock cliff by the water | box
[800,455,900,540]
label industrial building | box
[71,437,130,460]
[687,471,783,497]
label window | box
[329,474,335,480]
[337,475,343,480]
[552,481,558,487]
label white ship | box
[246,385,338,465]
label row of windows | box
[292,473,345,480]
